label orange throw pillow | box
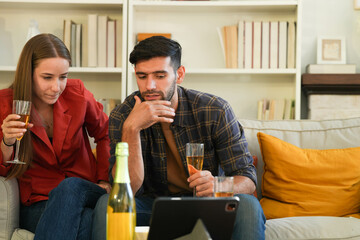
[257,132,360,220]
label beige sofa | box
[240,117,360,239]
[2,117,360,240]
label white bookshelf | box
[0,0,127,101]
[127,0,302,119]
[0,0,302,119]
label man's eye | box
[60,76,68,80]
[156,75,165,79]
[43,76,52,80]
[138,75,146,79]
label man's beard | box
[141,80,176,102]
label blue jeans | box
[21,177,106,240]
[92,193,265,240]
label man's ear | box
[176,65,185,84]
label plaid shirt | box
[109,86,256,197]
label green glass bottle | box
[107,142,136,240]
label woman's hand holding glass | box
[2,100,33,164]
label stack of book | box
[87,14,120,68]
[63,20,82,67]
[63,15,120,68]
[257,98,295,120]
[218,21,296,69]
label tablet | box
[147,197,240,240]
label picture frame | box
[317,36,346,64]
[354,0,360,10]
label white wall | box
[301,0,360,73]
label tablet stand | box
[175,218,212,240]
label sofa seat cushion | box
[265,216,360,239]
[11,229,34,240]
[257,132,360,219]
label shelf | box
[0,0,124,10]
[0,66,122,73]
[131,0,298,13]
[302,74,360,94]
[70,67,122,73]
[186,68,297,75]
[0,66,16,71]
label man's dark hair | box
[129,36,182,70]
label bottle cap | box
[116,142,129,156]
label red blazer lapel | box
[53,96,72,159]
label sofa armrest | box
[0,176,19,240]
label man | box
[93,36,266,240]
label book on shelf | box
[81,20,88,67]
[257,98,294,120]
[75,24,82,68]
[217,20,296,70]
[224,25,238,69]
[252,21,262,69]
[261,21,270,69]
[218,25,238,69]
[88,14,98,67]
[287,21,296,68]
[238,21,244,69]
[63,19,73,53]
[269,21,279,69]
[107,19,116,68]
[278,21,287,69]
[137,33,171,43]
[97,15,109,68]
[64,20,82,67]
[244,21,252,69]
[217,27,226,65]
[70,23,77,67]
[116,19,122,68]
[306,64,356,74]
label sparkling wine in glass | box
[186,143,204,197]
[6,100,31,164]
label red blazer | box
[0,79,110,206]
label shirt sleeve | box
[108,95,135,184]
[214,103,257,186]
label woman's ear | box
[176,65,185,84]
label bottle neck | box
[114,155,130,183]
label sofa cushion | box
[265,216,360,239]
[0,177,20,240]
[239,117,360,199]
[10,229,34,240]
[257,132,360,219]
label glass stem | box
[14,139,20,161]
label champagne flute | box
[6,100,31,164]
[186,143,204,197]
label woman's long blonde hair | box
[7,33,71,179]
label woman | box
[0,33,111,239]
